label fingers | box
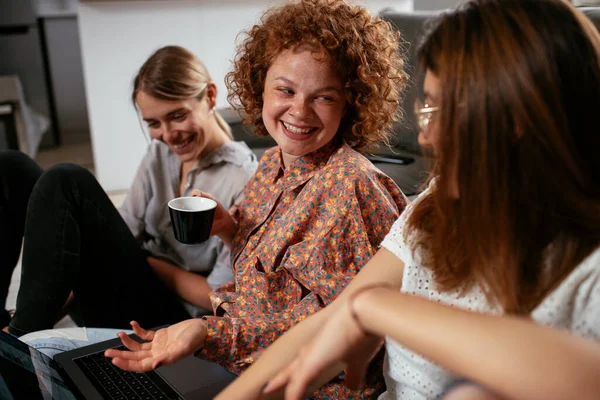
[104,332,151,358]
[106,347,167,372]
[262,361,295,394]
[130,321,155,342]
[284,360,321,400]
[117,331,149,351]
[110,355,155,373]
[190,190,216,201]
[103,333,148,359]
[104,341,155,374]
[263,350,320,400]
[105,346,152,361]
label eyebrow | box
[274,76,343,94]
[142,107,187,123]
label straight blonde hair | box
[133,45,232,139]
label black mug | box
[168,196,217,244]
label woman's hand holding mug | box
[190,190,237,247]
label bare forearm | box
[171,272,212,310]
[148,257,213,310]
[354,289,600,400]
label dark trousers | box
[0,150,190,336]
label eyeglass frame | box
[414,99,440,134]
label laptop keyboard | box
[74,346,183,400]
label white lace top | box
[378,187,600,400]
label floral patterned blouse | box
[199,140,407,398]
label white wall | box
[36,0,78,17]
[413,0,462,10]
[78,0,411,192]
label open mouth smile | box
[169,135,197,155]
[172,136,194,149]
[281,121,318,140]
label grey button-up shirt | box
[119,139,257,317]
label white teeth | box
[282,121,312,134]
[173,137,192,149]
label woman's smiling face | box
[136,88,216,164]
[261,46,347,167]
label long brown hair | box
[132,45,231,138]
[408,0,600,313]
[225,0,407,154]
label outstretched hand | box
[262,300,383,400]
[190,189,236,242]
[104,319,207,373]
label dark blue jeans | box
[0,150,190,336]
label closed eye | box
[172,112,187,121]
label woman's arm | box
[264,287,600,400]
[147,257,212,310]
[351,289,600,400]
[215,248,404,399]
[119,148,153,239]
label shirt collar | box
[197,141,253,169]
[269,138,343,188]
[169,141,253,174]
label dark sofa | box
[221,6,600,197]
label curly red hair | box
[226,0,407,154]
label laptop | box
[0,330,236,399]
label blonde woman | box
[1,46,257,337]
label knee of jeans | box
[37,163,95,194]
[26,339,88,358]
[0,150,39,180]
[45,163,91,181]
[0,150,33,168]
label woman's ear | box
[205,82,218,110]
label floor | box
[6,141,126,329]
[35,141,96,172]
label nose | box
[160,122,176,142]
[288,97,312,120]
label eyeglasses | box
[414,99,439,133]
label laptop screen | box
[0,331,77,400]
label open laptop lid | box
[0,330,78,400]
